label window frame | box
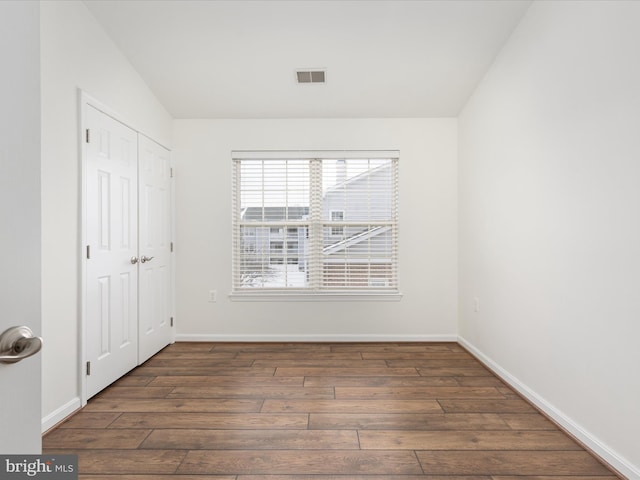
[230,150,401,301]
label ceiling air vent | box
[296,70,326,84]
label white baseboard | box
[41,397,81,434]
[458,336,638,480]
[175,333,458,343]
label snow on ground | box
[260,264,307,288]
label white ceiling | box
[84,0,531,119]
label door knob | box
[0,326,43,364]
[140,255,154,263]
[130,256,139,264]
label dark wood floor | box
[43,342,619,479]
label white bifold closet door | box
[85,105,172,399]
[137,135,173,364]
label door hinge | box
[170,242,174,253]
[170,317,174,327]
[170,167,174,178]
[86,361,91,376]
[86,245,91,259]
[85,129,90,143]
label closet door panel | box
[138,135,173,363]
[85,105,139,398]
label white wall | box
[458,1,640,477]
[40,0,172,429]
[174,119,457,340]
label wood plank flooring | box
[43,342,619,479]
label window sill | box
[228,292,403,302]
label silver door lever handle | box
[0,326,43,364]
[140,255,154,263]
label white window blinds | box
[232,151,399,294]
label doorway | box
[81,94,174,402]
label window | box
[330,211,344,236]
[232,150,399,296]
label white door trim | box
[78,90,173,407]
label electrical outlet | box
[473,297,480,313]
[209,290,217,302]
